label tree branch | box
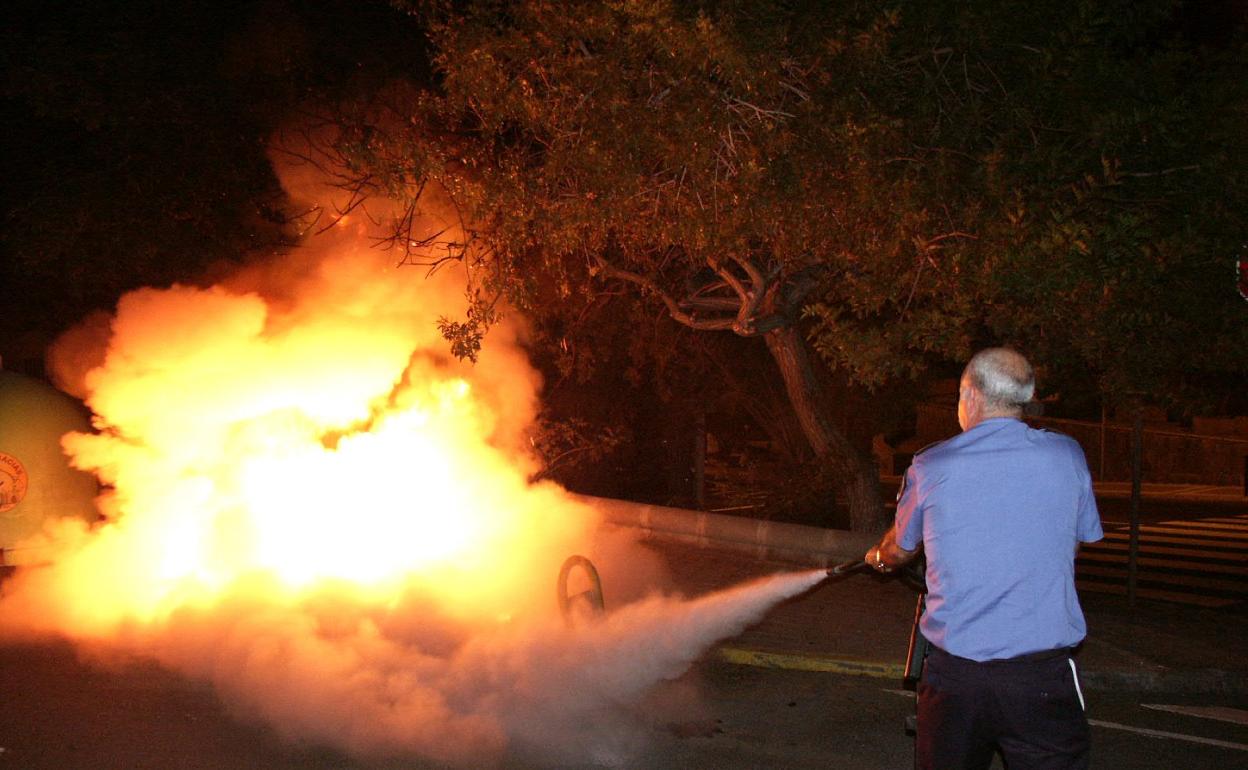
[593,256,738,331]
[1120,165,1200,178]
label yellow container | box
[0,371,100,564]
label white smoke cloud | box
[125,567,827,766]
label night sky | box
[2,0,430,377]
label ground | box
[2,638,1245,769]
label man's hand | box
[866,527,919,574]
[864,543,893,573]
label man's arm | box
[864,526,919,574]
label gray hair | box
[963,347,1035,410]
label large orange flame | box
[9,190,592,638]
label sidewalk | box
[588,489,1248,697]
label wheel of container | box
[556,554,604,626]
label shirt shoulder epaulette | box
[912,439,942,457]
[895,439,944,502]
[1032,425,1079,444]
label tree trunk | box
[763,326,889,532]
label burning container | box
[0,371,99,565]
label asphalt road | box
[2,640,1245,769]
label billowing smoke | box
[0,133,822,766]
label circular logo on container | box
[0,452,29,513]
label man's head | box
[957,347,1035,431]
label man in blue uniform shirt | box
[866,347,1103,770]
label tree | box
[335,0,925,530]
[797,0,1248,417]
[986,3,1248,417]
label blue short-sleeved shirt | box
[895,417,1103,661]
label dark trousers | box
[916,646,1090,770]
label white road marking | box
[1141,704,1248,726]
[1088,719,1248,751]
[1069,658,1086,711]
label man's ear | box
[966,387,984,420]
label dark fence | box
[914,404,1248,487]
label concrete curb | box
[580,494,875,568]
[1079,668,1248,696]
